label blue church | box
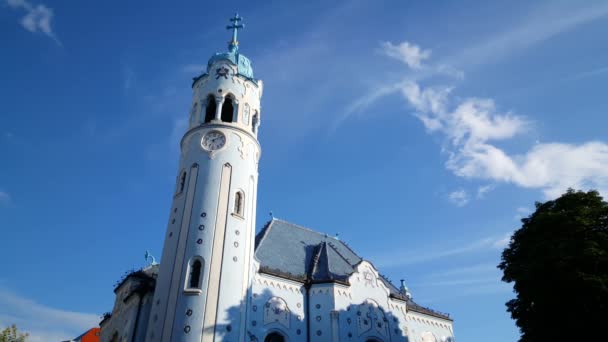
[99,15,455,342]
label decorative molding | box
[233,133,249,160]
[263,297,290,328]
[180,123,261,155]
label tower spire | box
[227,13,244,52]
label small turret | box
[400,278,412,299]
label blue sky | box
[1,0,608,340]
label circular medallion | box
[201,130,226,151]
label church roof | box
[207,50,254,79]
[254,219,361,284]
[254,218,452,321]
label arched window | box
[185,257,204,291]
[176,170,187,195]
[204,95,216,123]
[252,111,259,134]
[110,331,119,342]
[264,332,285,342]
[234,191,244,216]
[221,96,235,122]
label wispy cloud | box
[380,41,430,70]
[5,0,60,44]
[425,262,498,279]
[375,233,510,268]
[448,2,608,68]
[492,232,512,249]
[0,191,10,206]
[448,189,469,206]
[123,66,136,92]
[514,206,532,220]
[476,184,495,198]
[569,66,608,81]
[410,262,511,300]
[0,288,99,341]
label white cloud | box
[448,189,469,207]
[400,81,450,124]
[342,42,461,124]
[0,191,10,206]
[380,41,430,70]
[377,39,608,199]
[341,3,608,200]
[476,184,494,198]
[0,288,99,341]
[5,0,59,44]
[447,139,608,198]
[449,99,527,144]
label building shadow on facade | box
[206,287,414,342]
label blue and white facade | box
[100,15,455,342]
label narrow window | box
[252,111,259,134]
[189,260,202,288]
[204,95,216,123]
[234,191,244,216]
[186,257,204,291]
[176,170,187,195]
[221,96,234,122]
[110,332,119,342]
[264,332,285,342]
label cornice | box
[180,122,262,157]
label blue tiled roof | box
[207,50,254,79]
[254,219,361,283]
[253,218,452,320]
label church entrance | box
[264,332,285,342]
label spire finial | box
[227,13,244,51]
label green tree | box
[0,324,28,342]
[498,189,608,341]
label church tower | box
[147,14,263,342]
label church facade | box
[99,15,455,342]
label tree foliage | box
[0,324,28,342]
[498,189,608,341]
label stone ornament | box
[263,297,290,328]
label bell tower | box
[147,14,263,341]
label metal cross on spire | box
[227,13,244,51]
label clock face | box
[201,131,226,151]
